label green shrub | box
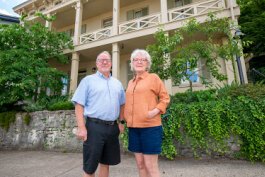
[161,84,265,161]
[170,89,217,104]
[22,95,73,112]
[217,83,265,100]
[48,101,74,111]
[23,102,45,112]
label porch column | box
[160,0,168,23]
[45,13,52,30]
[73,0,83,45]
[112,43,120,79]
[69,52,80,94]
[164,32,173,95]
[113,0,120,35]
[222,37,235,84]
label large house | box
[13,0,247,95]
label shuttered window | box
[126,7,148,21]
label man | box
[71,51,126,177]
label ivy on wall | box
[0,112,16,131]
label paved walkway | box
[0,151,264,177]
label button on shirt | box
[124,72,170,127]
[71,71,125,121]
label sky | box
[0,0,28,17]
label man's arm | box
[75,103,87,141]
[118,104,125,133]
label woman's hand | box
[147,108,160,118]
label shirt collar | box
[133,71,149,81]
[96,71,111,79]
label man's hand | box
[147,108,160,118]
[77,126,87,141]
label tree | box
[147,14,239,91]
[238,0,265,56]
[0,17,73,110]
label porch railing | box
[80,27,112,44]
[79,0,226,44]
[119,13,161,34]
[168,0,225,22]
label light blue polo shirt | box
[71,71,125,121]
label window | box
[174,0,191,7]
[78,70,87,85]
[81,24,86,34]
[181,62,199,84]
[168,0,191,8]
[29,10,35,16]
[127,60,134,84]
[65,28,74,37]
[175,0,183,7]
[61,77,68,96]
[39,6,46,12]
[54,0,62,6]
[102,17,113,28]
[127,7,148,21]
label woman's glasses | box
[133,58,147,62]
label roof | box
[13,0,32,12]
[0,13,20,23]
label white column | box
[112,43,120,79]
[45,13,52,30]
[160,0,168,23]
[222,37,235,84]
[164,32,173,95]
[112,0,120,35]
[73,0,83,45]
[69,52,80,94]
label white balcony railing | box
[119,13,161,34]
[78,0,225,44]
[80,27,112,44]
[168,0,225,22]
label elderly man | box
[71,51,126,177]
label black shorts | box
[83,118,121,175]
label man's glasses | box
[97,59,111,63]
[133,58,147,62]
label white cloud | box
[0,8,12,16]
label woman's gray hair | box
[130,49,152,71]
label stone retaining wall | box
[0,110,240,158]
[0,110,82,152]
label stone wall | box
[0,110,82,152]
[0,110,240,158]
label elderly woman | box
[124,49,170,177]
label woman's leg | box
[134,153,148,177]
[143,154,160,177]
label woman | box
[124,49,170,177]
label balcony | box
[168,0,225,21]
[80,27,112,44]
[79,0,226,45]
[119,13,161,34]
[26,0,73,18]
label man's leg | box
[83,172,95,177]
[98,163,109,177]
